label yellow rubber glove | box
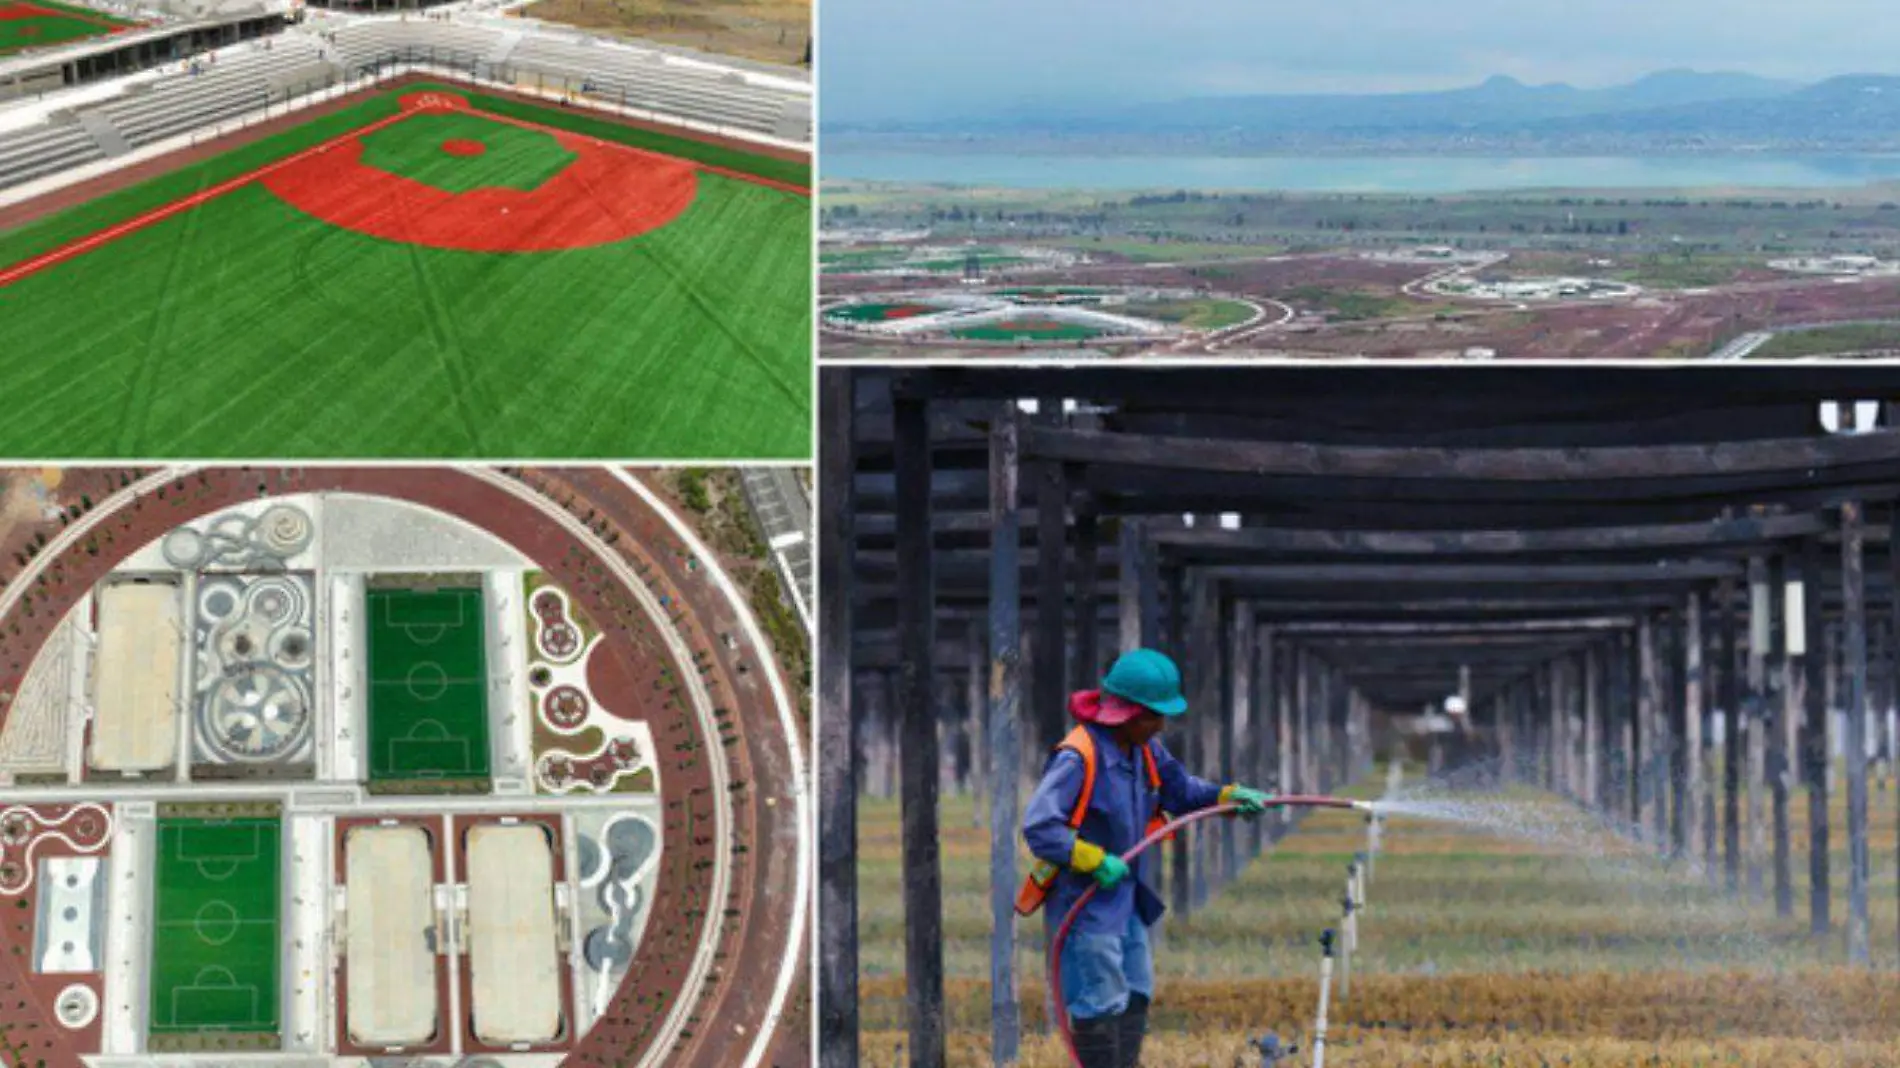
[1070,838,1130,888]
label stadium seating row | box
[0,18,809,193]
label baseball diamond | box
[0,84,810,458]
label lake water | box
[820,150,1900,194]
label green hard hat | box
[1101,648,1188,717]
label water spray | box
[1312,928,1337,1068]
[1048,796,1372,1068]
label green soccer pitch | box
[0,83,811,458]
[0,1,132,55]
[366,585,491,790]
[148,816,282,1048]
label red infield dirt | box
[878,303,936,319]
[440,137,487,157]
[261,93,698,252]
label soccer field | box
[0,84,811,458]
[149,815,281,1049]
[0,0,131,54]
[366,586,492,790]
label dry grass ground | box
[858,765,1900,1066]
[520,0,810,66]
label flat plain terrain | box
[522,0,810,66]
[822,181,1900,360]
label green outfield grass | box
[149,816,281,1048]
[1122,297,1257,329]
[0,83,809,458]
[367,586,491,789]
[824,300,949,322]
[950,319,1107,341]
[0,0,131,55]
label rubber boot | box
[1118,993,1150,1067]
[1070,1010,1122,1068]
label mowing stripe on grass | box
[366,586,490,785]
[0,109,413,289]
[2,91,790,287]
[149,816,281,1039]
[0,83,807,457]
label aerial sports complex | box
[0,12,812,458]
[0,465,810,1067]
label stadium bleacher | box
[0,17,809,194]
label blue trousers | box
[1055,912,1153,1020]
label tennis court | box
[366,586,491,789]
[148,815,281,1048]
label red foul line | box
[0,108,413,289]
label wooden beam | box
[893,394,946,1067]
[1025,425,1900,482]
[985,404,1022,1067]
[1204,562,1743,586]
[817,371,858,1068]
[1151,513,1830,556]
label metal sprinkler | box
[1339,863,1358,1002]
[1048,796,1375,1068]
[1312,928,1337,1068]
[1250,1032,1298,1067]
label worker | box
[1020,648,1274,1068]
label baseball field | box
[0,0,131,54]
[0,83,811,457]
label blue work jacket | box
[1022,722,1224,935]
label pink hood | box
[1068,688,1147,727]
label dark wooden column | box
[1033,400,1067,758]
[892,393,945,1067]
[1166,562,1189,912]
[1888,505,1900,961]
[1226,597,1252,880]
[1841,499,1872,965]
[1637,613,1659,844]
[1252,623,1275,856]
[1585,644,1603,811]
[1071,509,1100,692]
[1186,570,1221,912]
[1684,590,1706,863]
[1746,556,1769,898]
[1800,536,1830,934]
[1770,555,1794,917]
[817,372,857,1068]
[985,404,1022,1066]
[1719,575,1741,891]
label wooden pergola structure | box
[817,366,1900,1068]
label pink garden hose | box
[1048,795,1372,1068]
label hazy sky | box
[821,0,1899,123]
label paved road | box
[739,466,813,635]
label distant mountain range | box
[827,71,1900,154]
